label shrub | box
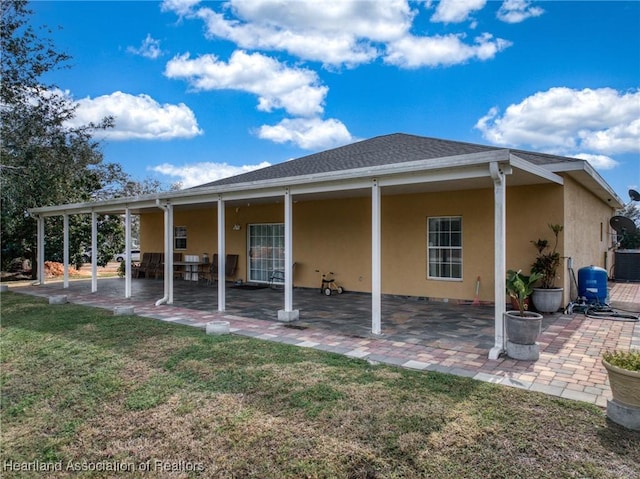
[602,349,640,372]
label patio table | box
[173,261,205,282]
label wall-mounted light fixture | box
[232,224,242,231]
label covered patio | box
[16,276,543,355]
[29,143,581,362]
[28,134,627,364]
[11,277,639,408]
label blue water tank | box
[578,266,608,304]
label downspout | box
[155,199,171,306]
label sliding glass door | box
[248,223,284,283]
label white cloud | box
[67,91,203,140]
[151,160,271,188]
[127,34,164,59]
[385,32,511,68]
[431,0,487,23]
[475,87,640,169]
[573,153,619,171]
[162,0,510,70]
[160,0,201,17]
[579,118,640,154]
[257,117,355,150]
[192,0,413,67]
[164,50,327,117]
[497,0,544,24]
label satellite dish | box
[630,189,640,202]
[610,215,637,234]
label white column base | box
[114,306,135,316]
[277,309,300,322]
[49,295,68,305]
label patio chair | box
[269,262,296,289]
[200,254,218,285]
[148,252,163,279]
[225,254,239,279]
[201,254,238,285]
[133,252,152,278]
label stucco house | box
[29,133,624,359]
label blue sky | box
[30,0,639,201]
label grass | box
[1,291,639,479]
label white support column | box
[63,214,69,288]
[278,187,299,322]
[489,162,507,360]
[371,178,382,335]
[124,208,132,299]
[167,203,174,304]
[91,211,98,293]
[36,215,45,285]
[217,196,226,312]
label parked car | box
[114,250,141,262]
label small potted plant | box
[505,269,543,360]
[602,349,640,430]
[531,224,564,313]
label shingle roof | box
[195,133,582,189]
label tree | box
[0,1,129,272]
[617,203,640,249]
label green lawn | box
[1,291,639,478]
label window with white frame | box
[174,226,187,250]
[248,223,284,283]
[427,217,462,280]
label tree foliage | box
[0,1,161,271]
[617,203,640,249]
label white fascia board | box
[30,149,510,215]
[29,198,159,217]
[291,178,373,196]
[546,161,624,208]
[509,154,564,184]
[379,164,493,188]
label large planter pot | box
[531,288,563,313]
[602,360,640,408]
[602,359,640,431]
[505,310,543,361]
[505,310,543,344]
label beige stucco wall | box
[505,183,565,278]
[562,175,616,293]
[138,180,614,304]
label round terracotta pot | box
[602,359,640,408]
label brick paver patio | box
[6,277,639,408]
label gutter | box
[543,161,625,208]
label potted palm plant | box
[531,224,564,313]
[602,349,640,430]
[505,269,543,360]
